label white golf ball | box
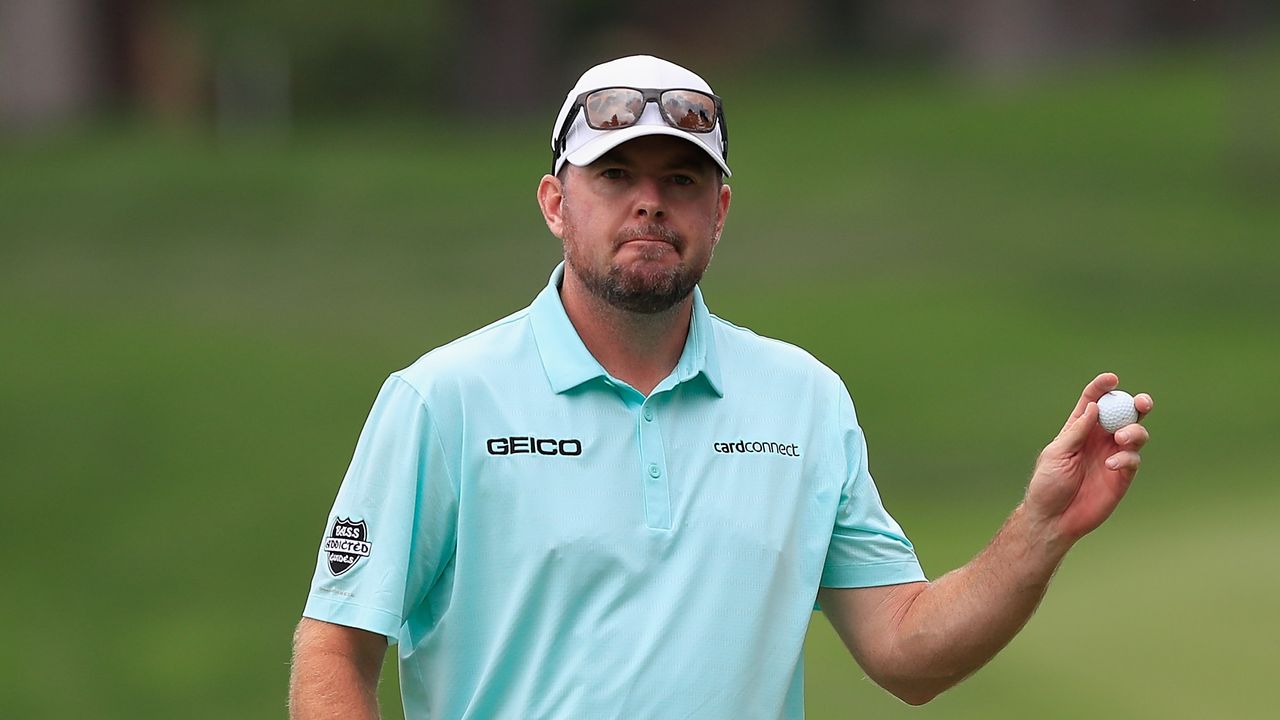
[1097,390,1139,433]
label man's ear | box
[537,174,567,239]
[713,182,732,247]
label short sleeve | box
[302,374,459,643]
[819,386,926,589]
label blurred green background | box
[3,2,1279,718]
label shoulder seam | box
[423,308,531,355]
[394,308,533,381]
[709,312,839,379]
[383,374,462,494]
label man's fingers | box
[1077,372,1119,412]
[1056,401,1098,449]
[1062,373,1118,432]
[1114,424,1150,450]
[1105,450,1142,472]
[1134,392,1154,416]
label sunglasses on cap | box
[551,87,729,173]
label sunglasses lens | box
[584,88,645,129]
[661,90,717,132]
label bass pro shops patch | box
[323,517,372,576]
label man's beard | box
[564,222,708,314]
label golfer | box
[289,55,1153,719]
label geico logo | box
[487,437,583,456]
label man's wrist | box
[1003,503,1072,583]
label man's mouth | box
[616,225,681,251]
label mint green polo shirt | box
[303,263,925,719]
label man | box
[289,55,1153,719]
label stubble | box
[562,218,710,315]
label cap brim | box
[563,124,732,178]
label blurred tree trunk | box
[454,0,551,115]
[0,0,100,132]
[950,0,1061,79]
[809,0,871,54]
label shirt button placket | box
[638,402,671,530]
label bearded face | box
[561,217,710,314]
[544,136,728,315]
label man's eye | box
[671,175,695,186]
[602,168,626,179]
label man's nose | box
[633,177,665,219]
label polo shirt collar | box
[529,262,724,397]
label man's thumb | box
[1056,401,1097,451]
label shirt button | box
[647,463,661,478]
[643,407,655,422]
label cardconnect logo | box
[712,440,800,457]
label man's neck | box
[559,269,693,397]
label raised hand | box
[1023,372,1153,547]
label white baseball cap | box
[550,55,731,177]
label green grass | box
[2,46,1278,718]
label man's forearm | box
[289,619,385,720]
[289,650,381,719]
[890,503,1069,696]
[823,377,1150,705]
